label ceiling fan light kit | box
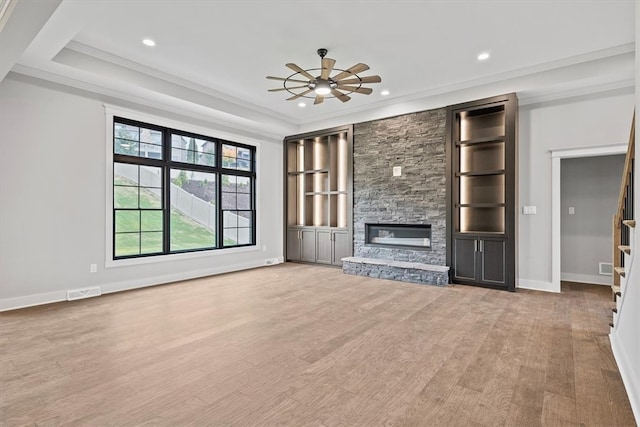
[267,48,382,105]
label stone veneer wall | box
[353,107,447,265]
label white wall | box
[0,75,284,310]
[517,91,635,291]
[560,155,625,285]
[608,2,639,422]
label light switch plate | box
[392,166,402,177]
[569,207,575,215]
[522,206,537,215]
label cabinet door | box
[332,231,351,266]
[300,229,317,263]
[453,237,477,282]
[315,230,332,264]
[479,238,506,286]
[286,229,301,261]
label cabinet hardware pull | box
[479,240,483,252]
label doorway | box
[551,144,627,292]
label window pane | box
[115,210,140,233]
[114,186,138,209]
[114,163,140,185]
[140,166,161,188]
[223,228,237,246]
[224,211,238,227]
[141,211,163,232]
[171,135,216,167]
[237,147,250,160]
[115,233,139,257]
[237,193,251,210]
[237,176,251,192]
[115,138,139,156]
[238,228,252,245]
[114,123,163,159]
[141,231,163,253]
[140,143,162,160]
[237,159,251,171]
[170,169,217,251]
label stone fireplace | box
[342,107,450,286]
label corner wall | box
[517,91,635,291]
[0,75,284,310]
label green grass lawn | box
[114,178,220,256]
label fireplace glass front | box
[365,223,431,250]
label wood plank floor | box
[0,264,635,426]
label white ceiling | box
[3,0,636,138]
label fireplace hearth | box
[365,223,431,250]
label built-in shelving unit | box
[447,94,518,291]
[284,125,353,266]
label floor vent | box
[67,286,102,301]
[599,262,613,276]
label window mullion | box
[163,129,171,254]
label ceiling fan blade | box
[337,75,382,85]
[267,76,311,84]
[332,63,370,81]
[286,63,316,81]
[268,85,309,92]
[314,95,324,105]
[336,85,373,95]
[286,89,313,101]
[331,89,351,103]
[320,57,336,80]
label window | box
[112,117,256,259]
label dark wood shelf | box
[456,231,505,236]
[456,203,506,208]
[456,169,505,177]
[455,135,505,146]
[287,169,329,175]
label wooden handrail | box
[612,111,635,287]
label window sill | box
[105,244,260,268]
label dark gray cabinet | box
[447,94,517,291]
[284,126,353,266]
[286,228,316,262]
[453,236,506,286]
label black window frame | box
[112,116,256,260]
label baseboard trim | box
[0,258,283,312]
[561,272,611,286]
[517,279,559,293]
[610,331,640,424]
[0,290,68,311]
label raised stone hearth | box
[342,257,449,286]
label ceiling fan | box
[267,48,382,105]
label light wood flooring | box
[0,264,635,426]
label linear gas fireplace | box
[365,223,431,250]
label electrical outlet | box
[392,166,402,177]
[568,206,575,215]
[90,264,97,273]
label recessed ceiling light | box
[477,52,490,61]
[298,102,306,107]
[381,90,390,96]
[142,38,156,47]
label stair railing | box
[612,111,635,289]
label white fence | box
[115,165,250,243]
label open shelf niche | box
[447,94,518,291]
[285,125,353,266]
